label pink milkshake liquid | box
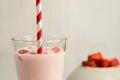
[12,35,67,80]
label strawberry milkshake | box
[12,35,67,80]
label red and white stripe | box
[36,0,42,54]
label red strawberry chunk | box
[82,60,98,67]
[109,58,120,67]
[101,59,110,67]
[52,47,60,53]
[88,52,103,61]
[18,49,28,54]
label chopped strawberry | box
[109,58,120,67]
[88,52,103,61]
[52,47,60,53]
[82,60,98,67]
[18,49,28,54]
[82,52,120,68]
[101,58,110,67]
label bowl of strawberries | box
[67,52,120,80]
[82,52,119,67]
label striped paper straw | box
[36,0,42,54]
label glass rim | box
[12,35,67,42]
